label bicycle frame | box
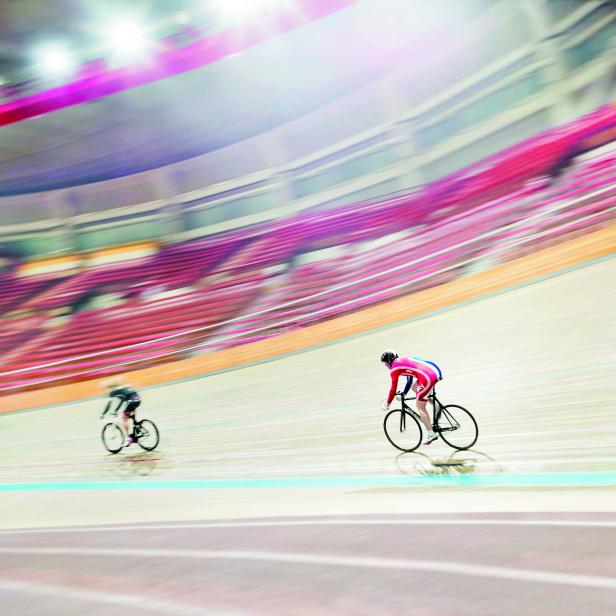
[398,388,447,432]
[387,386,474,452]
[102,401,139,433]
[101,413,140,445]
[103,409,123,425]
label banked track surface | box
[0,256,615,614]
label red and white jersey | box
[387,357,439,405]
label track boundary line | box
[1,547,615,590]
[2,518,616,535]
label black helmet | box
[380,350,398,365]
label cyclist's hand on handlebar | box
[380,399,390,412]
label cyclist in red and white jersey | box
[380,350,442,445]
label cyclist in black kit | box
[101,380,141,447]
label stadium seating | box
[1,107,615,393]
[0,273,268,390]
[22,235,246,312]
[0,271,68,315]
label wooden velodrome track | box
[0,242,615,613]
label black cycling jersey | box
[109,386,140,403]
[102,386,141,418]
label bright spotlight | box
[105,20,150,59]
[35,44,75,78]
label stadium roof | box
[0,0,498,194]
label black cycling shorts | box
[123,400,141,416]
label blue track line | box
[2,471,616,491]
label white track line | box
[0,579,224,615]
[1,547,615,590]
[2,518,616,535]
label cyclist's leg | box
[415,377,433,433]
[122,412,131,442]
[124,401,140,439]
[418,376,440,446]
[407,378,430,429]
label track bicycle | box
[101,408,160,454]
[383,387,478,452]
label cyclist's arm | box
[101,400,112,417]
[387,371,399,406]
[402,376,414,396]
[102,395,124,416]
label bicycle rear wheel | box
[384,409,422,452]
[102,423,124,454]
[135,419,159,451]
[435,405,478,450]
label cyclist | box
[100,379,141,447]
[380,350,442,445]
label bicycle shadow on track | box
[395,449,503,477]
[103,450,174,478]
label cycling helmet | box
[380,350,398,366]
[102,378,122,390]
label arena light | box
[35,43,75,78]
[105,19,151,60]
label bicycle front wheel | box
[435,405,478,450]
[102,423,124,454]
[135,419,159,451]
[384,409,422,452]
